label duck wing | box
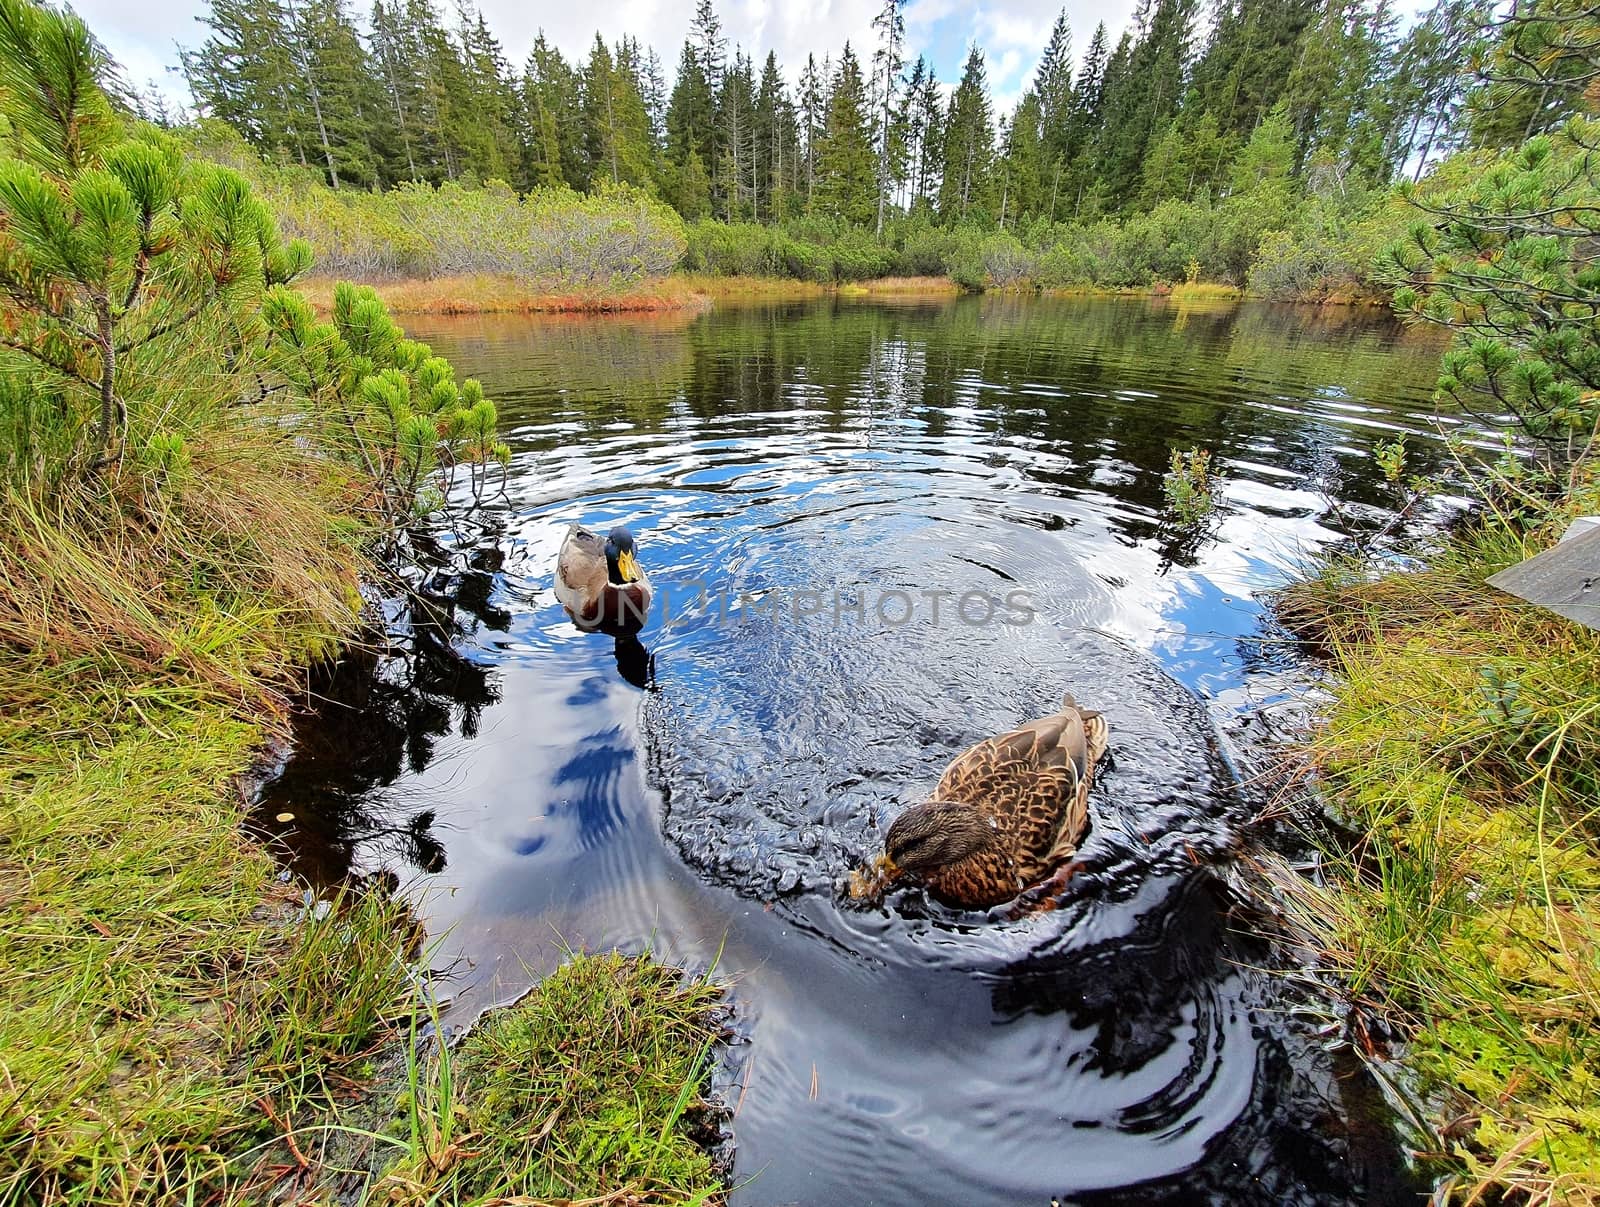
[933,697,1108,871]
[555,525,608,619]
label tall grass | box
[1276,499,1600,1205]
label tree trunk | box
[382,50,418,181]
[287,0,339,189]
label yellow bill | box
[617,550,640,582]
[848,852,898,901]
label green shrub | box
[183,125,686,287]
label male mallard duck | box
[857,694,1108,909]
[554,524,653,635]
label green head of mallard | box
[604,526,642,584]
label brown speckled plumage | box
[883,694,1109,909]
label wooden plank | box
[1486,523,1600,630]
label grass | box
[296,272,715,315]
[295,271,971,316]
[0,412,728,1204]
[0,423,412,1202]
[853,275,962,295]
[369,953,728,1205]
[1276,505,1600,1206]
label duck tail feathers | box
[1082,711,1110,764]
[1061,691,1103,721]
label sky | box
[72,0,1141,121]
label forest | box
[170,0,1543,294]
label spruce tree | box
[524,35,582,188]
[1036,11,1074,163]
[665,33,716,215]
[939,45,994,221]
[1000,92,1045,225]
[799,52,825,211]
[869,0,906,235]
[815,43,876,225]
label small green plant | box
[1374,435,1407,486]
[371,951,727,1202]
[1163,446,1218,523]
[260,283,510,528]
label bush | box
[182,126,686,287]
[979,232,1036,288]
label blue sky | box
[74,0,1140,118]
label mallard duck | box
[553,524,653,635]
[856,694,1108,909]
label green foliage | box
[194,125,688,287]
[1162,445,1219,523]
[172,0,1510,249]
[0,8,309,481]
[682,215,892,282]
[1277,489,1600,1206]
[261,283,507,524]
[815,44,877,226]
[1384,123,1600,461]
[376,953,726,1201]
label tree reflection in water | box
[252,536,506,888]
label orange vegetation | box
[296,273,712,316]
[296,272,966,316]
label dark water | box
[257,295,1449,1206]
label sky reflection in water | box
[257,295,1446,1206]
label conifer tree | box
[583,35,656,190]
[1000,92,1045,225]
[940,45,994,221]
[1095,0,1197,208]
[371,1,424,181]
[869,0,906,234]
[184,0,309,167]
[815,43,876,225]
[1036,11,1074,162]
[524,34,582,188]
[799,52,825,211]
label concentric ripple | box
[256,296,1446,1206]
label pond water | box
[257,295,1450,1206]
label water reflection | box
[256,295,1443,1205]
[611,634,655,689]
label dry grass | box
[1165,281,1245,300]
[667,273,826,301]
[296,272,965,317]
[855,275,961,295]
[297,273,714,316]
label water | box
[256,294,1448,1205]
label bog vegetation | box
[6,0,1600,1200]
[1274,6,1600,1199]
[170,0,1547,295]
[0,1,716,1203]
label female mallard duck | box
[554,524,653,635]
[858,694,1108,909]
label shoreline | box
[1274,505,1600,1205]
[295,272,1384,316]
